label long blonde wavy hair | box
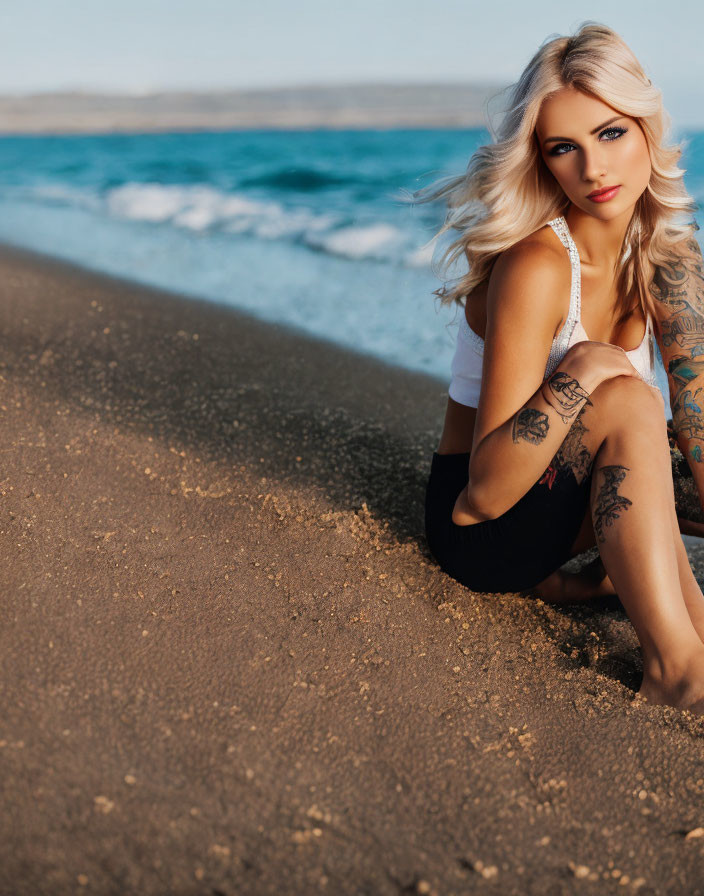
[413,21,699,329]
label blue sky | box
[3,0,703,125]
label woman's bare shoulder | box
[488,223,571,297]
[675,233,703,267]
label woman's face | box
[535,85,652,219]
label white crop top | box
[448,214,657,408]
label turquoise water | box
[0,128,701,401]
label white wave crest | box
[106,182,337,238]
[305,223,402,260]
[14,180,429,266]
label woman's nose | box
[581,147,608,184]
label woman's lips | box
[587,185,621,203]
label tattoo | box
[649,240,704,352]
[673,384,704,447]
[593,464,633,543]
[649,238,704,460]
[542,371,592,423]
[512,407,549,444]
[538,406,594,491]
[553,411,593,485]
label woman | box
[420,22,704,715]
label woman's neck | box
[564,204,634,272]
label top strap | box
[542,216,583,380]
[547,215,582,326]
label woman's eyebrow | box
[542,115,626,145]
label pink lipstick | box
[587,185,621,203]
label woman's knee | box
[588,374,665,424]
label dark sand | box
[0,245,703,896]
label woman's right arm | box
[457,243,640,522]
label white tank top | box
[448,215,657,408]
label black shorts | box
[424,451,593,593]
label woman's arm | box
[649,236,704,510]
[462,242,596,520]
[462,240,645,521]
[462,359,593,520]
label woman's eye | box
[549,126,628,156]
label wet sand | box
[0,244,702,896]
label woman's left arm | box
[649,235,704,509]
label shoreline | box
[0,234,452,389]
[1,244,703,893]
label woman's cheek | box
[622,134,652,184]
[545,158,575,193]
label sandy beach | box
[1,243,703,896]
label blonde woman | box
[421,22,704,714]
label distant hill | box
[0,83,507,134]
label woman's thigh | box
[540,375,664,491]
[547,376,670,557]
[425,378,671,591]
[425,449,592,593]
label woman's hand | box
[560,340,644,394]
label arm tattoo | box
[593,464,633,544]
[541,371,592,423]
[649,238,704,462]
[512,407,549,444]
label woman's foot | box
[529,556,616,605]
[638,651,704,715]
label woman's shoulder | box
[488,223,571,303]
[654,229,703,274]
[675,233,703,267]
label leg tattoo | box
[593,464,633,543]
[512,407,550,445]
[553,412,593,485]
[539,406,593,490]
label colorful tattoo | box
[649,238,704,460]
[512,407,549,445]
[593,464,633,544]
[542,371,592,423]
[538,464,557,489]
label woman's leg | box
[534,439,704,646]
[529,502,615,605]
[666,484,704,644]
[530,375,704,711]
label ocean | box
[0,128,700,404]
